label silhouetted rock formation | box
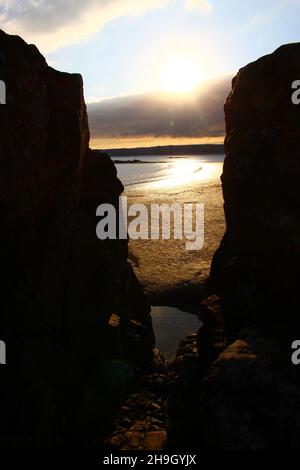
[0,29,154,449]
[210,43,300,336]
[167,44,300,450]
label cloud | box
[1,0,170,53]
[0,0,12,22]
[185,0,213,14]
[87,75,230,143]
[247,1,297,30]
[248,13,272,29]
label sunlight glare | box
[161,57,202,94]
[170,160,200,177]
[147,159,221,189]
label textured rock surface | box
[200,44,300,449]
[0,29,154,449]
[210,43,300,336]
[195,329,300,450]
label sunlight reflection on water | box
[151,160,222,188]
[114,155,223,188]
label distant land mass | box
[105,143,225,157]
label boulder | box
[196,329,300,449]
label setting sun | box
[161,56,202,93]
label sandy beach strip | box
[124,171,225,310]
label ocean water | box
[112,154,224,188]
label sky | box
[1,0,300,147]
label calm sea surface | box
[112,154,224,188]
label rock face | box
[201,44,300,449]
[196,328,300,450]
[210,43,300,336]
[0,29,154,449]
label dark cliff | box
[0,29,154,449]
[210,43,300,337]
[167,44,300,450]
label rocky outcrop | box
[199,44,300,449]
[166,44,300,450]
[0,29,154,449]
[194,329,300,449]
[210,43,300,337]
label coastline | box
[107,143,224,157]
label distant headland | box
[104,143,224,157]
